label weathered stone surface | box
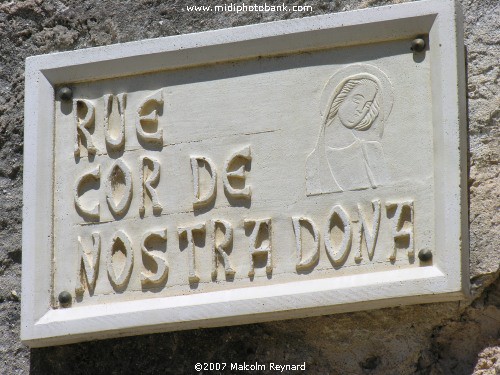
[466,0,500,281]
[0,0,498,373]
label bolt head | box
[418,248,432,262]
[58,291,72,306]
[58,86,73,101]
[411,38,426,53]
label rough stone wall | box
[0,0,498,373]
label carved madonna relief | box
[306,64,394,195]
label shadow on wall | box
[29,275,500,375]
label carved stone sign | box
[22,0,468,347]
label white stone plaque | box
[22,0,468,347]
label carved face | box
[337,81,378,129]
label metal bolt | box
[58,86,73,101]
[418,248,432,262]
[411,38,426,53]
[58,291,72,307]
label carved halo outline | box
[319,63,394,131]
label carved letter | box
[107,231,134,289]
[190,156,217,208]
[354,199,381,261]
[136,90,163,144]
[178,223,205,283]
[75,233,101,295]
[74,165,100,220]
[386,200,414,260]
[106,159,133,217]
[325,205,352,266]
[103,93,126,151]
[73,99,97,157]
[223,146,252,199]
[245,218,272,276]
[292,217,320,270]
[209,219,235,279]
[140,156,162,215]
[141,229,168,286]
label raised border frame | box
[22,0,468,347]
